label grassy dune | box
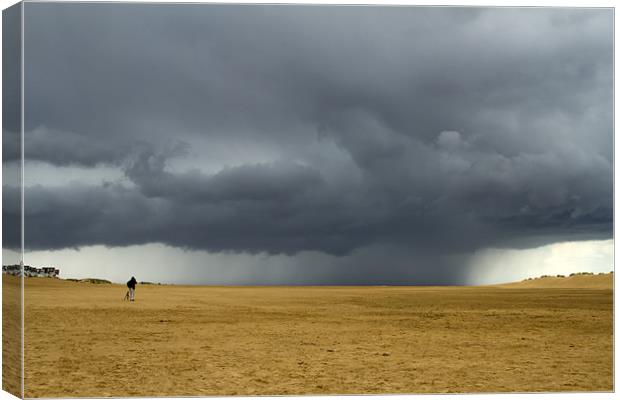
[496,273,613,289]
[15,274,614,397]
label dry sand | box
[13,274,613,397]
[2,275,21,397]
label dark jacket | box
[127,277,137,289]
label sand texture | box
[3,275,22,397]
[22,274,612,397]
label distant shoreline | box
[5,271,613,289]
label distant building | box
[41,267,59,278]
[24,266,36,277]
[2,265,60,278]
[2,265,21,276]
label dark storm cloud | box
[15,134,611,257]
[23,5,612,161]
[13,4,613,281]
[3,3,22,257]
[123,144,324,203]
[6,126,135,166]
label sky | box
[2,4,613,285]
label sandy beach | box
[2,274,21,397]
[14,274,613,397]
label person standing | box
[127,276,137,301]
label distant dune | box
[496,272,613,290]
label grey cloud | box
[23,126,132,166]
[3,3,22,257]
[13,4,613,283]
[123,145,324,203]
[24,6,612,159]
[2,186,20,250]
[15,131,611,257]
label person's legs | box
[129,288,135,301]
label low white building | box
[2,265,60,278]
